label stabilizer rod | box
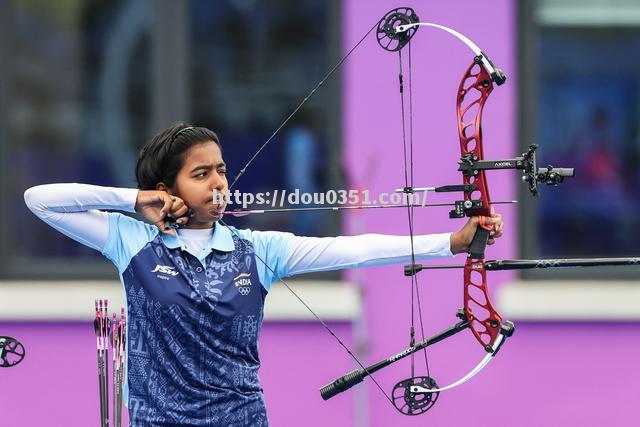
[406,257,640,274]
[320,311,470,400]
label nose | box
[211,179,227,208]
[210,171,228,193]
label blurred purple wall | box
[2,1,639,426]
[0,322,356,426]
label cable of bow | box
[217,217,395,406]
[396,24,431,385]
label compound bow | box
[210,5,576,416]
[318,7,573,415]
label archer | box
[24,123,503,425]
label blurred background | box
[1,0,639,426]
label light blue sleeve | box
[232,229,454,292]
[234,229,296,291]
[102,212,159,274]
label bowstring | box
[223,12,433,405]
[217,217,395,406]
[400,40,431,381]
[397,48,413,379]
[228,19,380,192]
[218,18,394,404]
[408,41,431,378]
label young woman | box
[24,123,503,426]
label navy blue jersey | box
[104,213,292,426]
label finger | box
[170,204,189,219]
[160,196,174,218]
[174,211,191,225]
[169,198,189,218]
[169,198,184,210]
[153,220,176,236]
[170,208,188,221]
[487,222,501,234]
[175,217,190,227]
[484,215,502,226]
[487,237,496,245]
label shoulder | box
[222,226,298,286]
[106,212,158,238]
[102,212,159,271]
[225,226,296,249]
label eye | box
[218,169,227,176]
[195,171,208,178]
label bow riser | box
[457,60,494,219]
[464,259,503,351]
[456,60,504,351]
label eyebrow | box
[190,162,226,173]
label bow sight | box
[449,143,575,219]
[521,144,575,193]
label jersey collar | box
[160,223,235,253]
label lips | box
[207,203,225,215]
[205,197,226,219]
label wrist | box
[134,189,146,213]
[450,232,467,255]
[115,187,142,213]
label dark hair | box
[135,123,221,190]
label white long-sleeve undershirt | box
[24,184,454,275]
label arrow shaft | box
[226,200,516,216]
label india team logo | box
[233,272,252,296]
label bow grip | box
[468,222,491,259]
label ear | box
[155,182,172,194]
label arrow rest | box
[0,336,26,368]
[376,7,419,52]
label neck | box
[183,220,216,230]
